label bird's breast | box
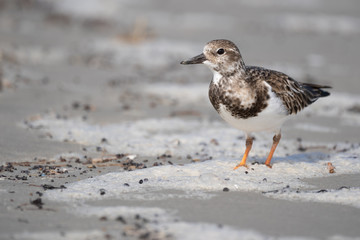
[208,79,269,119]
[208,79,289,132]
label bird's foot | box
[265,163,272,169]
[233,163,248,170]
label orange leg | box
[264,133,281,168]
[234,137,253,170]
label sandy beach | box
[1,1,360,239]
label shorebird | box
[181,39,330,169]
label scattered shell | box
[210,138,219,146]
[327,162,336,174]
[127,155,137,160]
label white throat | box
[211,70,223,85]
[204,60,223,85]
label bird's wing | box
[246,66,330,114]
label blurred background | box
[1,0,360,89]
[0,0,360,161]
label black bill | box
[180,53,206,65]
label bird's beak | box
[180,53,206,65]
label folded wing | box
[246,66,331,115]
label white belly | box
[218,87,289,133]
[218,105,288,133]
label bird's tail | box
[302,83,331,99]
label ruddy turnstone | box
[181,39,330,168]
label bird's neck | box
[211,67,245,86]
[219,59,246,78]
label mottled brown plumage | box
[181,39,331,168]
[208,72,270,119]
[245,66,330,115]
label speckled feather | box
[208,72,270,119]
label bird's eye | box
[217,48,225,55]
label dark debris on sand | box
[0,153,153,183]
[347,104,360,114]
[30,198,44,209]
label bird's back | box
[245,66,331,115]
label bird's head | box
[181,39,245,77]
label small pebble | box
[127,155,137,160]
[210,138,219,146]
[317,189,328,193]
[116,216,126,224]
[18,218,29,224]
[139,232,151,239]
[72,101,80,109]
[116,153,125,159]
[36,191,43,197]
[139,179,143,184]
[99,188,106,195]
[223,187,230,192]
[30,198,44,209]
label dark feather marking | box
[209,74,269,119]
[246,66,331,114]
[208,66,331,119]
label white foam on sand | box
[44,149,360,203]
[26,114,295,159]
